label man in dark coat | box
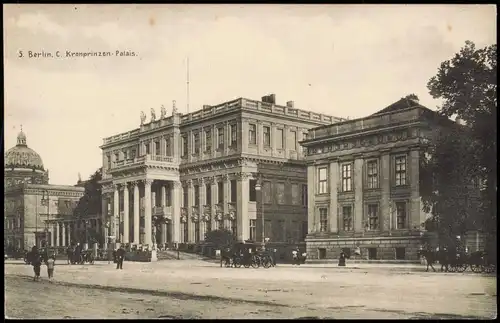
[115,245,126,270]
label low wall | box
[125,250,157,262]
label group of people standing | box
[26,246,56,281]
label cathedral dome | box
[4,129,45,171]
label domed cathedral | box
[4,128,88,252]
[4,128,49,187]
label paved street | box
[5,260,497,319]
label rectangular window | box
[301,184,308,206]
[145,144,150,155]
[107,155,111,169]
[291,184,299,205]
[318,167,328,194]
[130,150,136,159]
[368,248,377,260]
[277,182,285,204]
[342,206,353,231]
[155,141,160,155]
[123,150,128,160]
[218,220,224,230]
[367,204,379,230]
[231,220,237,237]
[249,124,257,145]
[278,220,285,241]
[395,155,407,186]
[193,132,200,154]
[341,163,353,192]
[263,126,271,147]
[264,220,272,240]
[115,153,120,162]
[396,201,407,229]
[218,182,224,203]
[230,124,237,146]
[206,219,212,233]
[205,129,212,152]
[276,128,284,149]
[263,181,272,204]
[318,248,326,259]
[183,223,188,243]
[183,187,188,207]
[165,138,170,156]
[217,127,224,149]
[205,184,211,205]
[395,247,406,260]
[230,180,237,202]
[194,185,200,206]
[290,130,297,150]
[319,208,328,232]
[249,179,257,202]
[249,219,256,241]
[182,136,188,157]
[367,160,379,189]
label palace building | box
[301,97,458,262]
[99,94,344,251]
[4,129,87,250]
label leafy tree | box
[204,229,235,249]
[423,41,497,247]
[74,168,102,218]
[404,93,420,101]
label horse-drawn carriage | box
[418,247,496,273]
[68,248,95,265]
[220,242,273,269]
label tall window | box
[206,219,212,233]
[165,138,170,156]
[276,129,284,149]
[249,219,256,241]
[183,187,188,207]
[217,127,224,149]
[205,129,212,152]
[123,149,128,160]
[194,185,200,206]
[249,179,257,202]
[395,155,407,186]
[263,126,271,147]
[367,160,379,189]
[230,180,237,202]
[205,184,211,205]
[342,206,353,231]
[182,136,188,157]
[278,220,285,241]
[341,163,353,192]
[107,155,111,169]
[195,223,200,243]
[301,184,308,206]
[231,220,237,237]
[263,181,272,204]
[249,124,257,145]
[217,182,224,203]
[155,141,160,155]
[144,144,150,155]
[277,182,285,204]
[291,184,299,205]
[230,124,237,146]
[302,221,308,240]
[218,220,224,230]
[130,149,136,159]
[290,130,297,150]
[183,223,188,242]
[319,208,328,232]
[396,201,407,229]
[367,204,379,230]
[318,167,328,194]
[193,132,200,154]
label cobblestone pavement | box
[5,260,497,319]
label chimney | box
[261,95,269,103]
[286,101,294,108]
[269,94,276,104]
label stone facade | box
[100,95,344,249]
[301,98,451,262]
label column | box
[171,181,182,244]
[133,182,140,244]
[161,184,167,244]
[67,223,72,246]
[101,195,107,242]
[380,151,391,232]
[199,178,206,242]
[187,180,194,242]
[354,157,364,232]
[123,183,130,243]
[144,180,153,247]
[329,160,339,233]
[62,223,67,247]
[236,173,250,241]
[113,185,119,240]
[211,177,218,231]
[223,175,230,229]
[409,149,421,229]
[50,224,55,246]
[55,223,60,247]
[307,165,316,233]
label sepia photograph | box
[3,4,497,319]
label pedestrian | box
[46,254,56,281]
[338,251,346,267]
[115,245,125,270]
[272,248,277,267]
[32,252,42,281]
[292,248,299,265]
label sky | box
[3,4,497,186]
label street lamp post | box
[41,190,50,250]
[254,181,265,248]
